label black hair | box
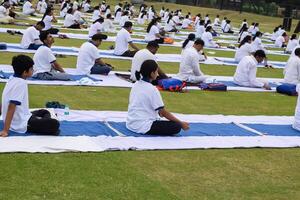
[91,33,108,41]
[123,21,132,28]
[253,31,262,41]
[199,19,205,25]
[254,50,266,58]
[141,11,147,18]
[146,18,160,33]
[167,14,173,24]
[115,8,121,17]
[291,34,297,40]
[93,17,104,24]
[135,60,158,81]
[239,23,248,34]
[36,21,45,28]
[295,48,300,56]
[239,35,252,48]
[205,26,212,32]
[94,5,99,10]
[39,31,50,43]
[61,2,68,11]
[282,32,287,37]
[42,7,53,21]
[205,20,211,28]
[273,26,279,33]
[67,7,73,14]
[147,41,159,48]
[12,55,34,76]
[182,33,195,48]
[194,38,205,46]
[106,13,112,18]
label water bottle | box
[64,105,70,116]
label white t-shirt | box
[159,9,164,17]
[0,6,8,18]
[196,25,205,38]
[73,1,79,10]
[165,20,175,32]
[1,76,32,133]
[73,10,82,21]
[284,56,300,84]
[239,31,250,42]
[103,19,115,32]
[23,1,33,14]
[286,39,299,52]
[119,15,129,27]
[76,41,100,74]
[221,20,226,30]
[40,1,47,14]
[181,18,191,29]
[177,47,204,81]
[130,49,156,81]
[275,36,285,47]
[88,22,104,37]
[114,5,121,13]
[114,28,132,55]
[223,23,231,32]
[145,25,159,41]
[33,45,56,74]
[83,3,91,12]
[92,9,100,22]
[126,80,164,134]
[202,31,218,48]
[233,55,264,88]
[172,15,180,24]
[114,11,122,22]
[21,26,40,49]
[64,13,76,27]
[234,42,252,62]
[251,37,264,52]
[42,15,53,30]
[213,18,220,25]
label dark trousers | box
[68,24,81,29]
[121,50,138,57]
[46,28,59,34]
[28,43,43,50]
[90,64,112,75]
[27,109,60,135]
[146,121,182,136]
[155,38,164,44]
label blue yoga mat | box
[215,58,286,68]
[219,80,279,88]
[1,121,299,137]
[0,71,101,81]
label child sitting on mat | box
[0,55,60,137]
[33,31,70,81]
[126,60,189,136]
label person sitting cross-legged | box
[233,50,271,90]
[76,33,112,75]
[33,31,70,81]
[114,21,139,57]
[0,55,60,137]
[20,21,45,50]
[284,48,300,84]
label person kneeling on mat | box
[33,31,71,81]
[76,33,112,75]
[0,55,60,137]
[233,50,271,90]
[126,60,189,136]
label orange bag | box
[164,37,174,44]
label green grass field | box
[0,1,300,199]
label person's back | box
[0,5,7,18]
[21,26,39,49]
[286,39,299,53]
[76,41,99,74]
[130,49,156,81]
[275,35,285,47]
[114,28,130,55]
[284,54,300,84]
[234,42,252,62]
[89,21,103,37]
[201,31,213,47]
[33,45,54,74]
[233,55,264,88]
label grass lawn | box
[0,1,299,199]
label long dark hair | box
[135,60,158,81]
[60,2,68,11]
[239,35,252,48]
[167,14,173,24]
[42,7,52,21]
[182,33,195,49]
[115,8,121,17]
[146,18,160,33]
[253,31,262,41]
[93,17,104,24]
[291,34,297,40]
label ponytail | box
[136,60,158,80]
[182,33,196,48]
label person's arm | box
[0,103,16,137]
[95,58,108,66]
[248,62,269,89]
[128,42,139,51]
[159,108,189,130]
[51,61,65,73]
[155,33,164,38]
[52,15,57,23]
[191,55,203,76]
